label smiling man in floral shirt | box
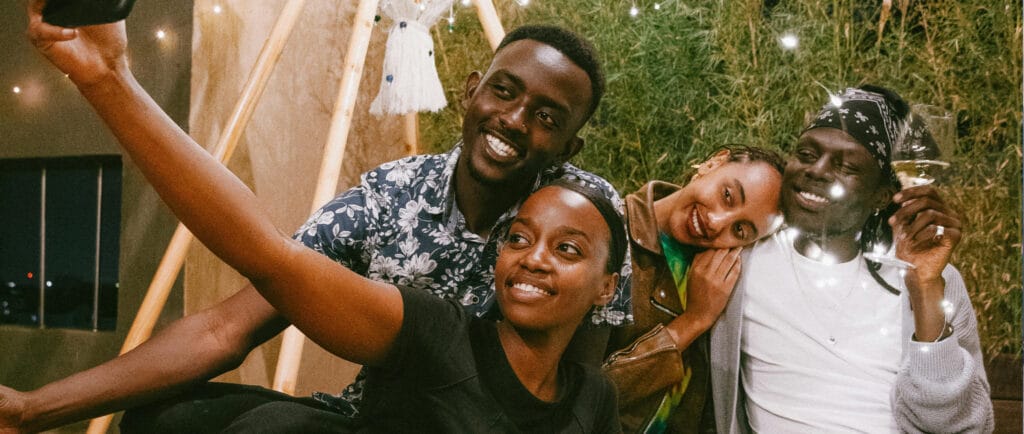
[3,20,631,433]
[292,25,632,419]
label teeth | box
[691,210,705,237]
[799,191,828,204]
[513,283,551,296]
[486,134,517,158]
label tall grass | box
[418,0,1021,356]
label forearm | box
[893,268,994,432]
[20,309,258,432]
[905,273,948,342]
[76,67,286,283]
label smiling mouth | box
[511,282,554,297]
[485,133,520,160]
[689,207,707,239]
[796,189,830,206]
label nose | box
[804,155,832,181]
[498,104,528,135]
[704,209,732,239]
[520,243,552,273]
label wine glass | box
[863,104,954,269]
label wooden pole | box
[403,112,419,155]
[473,0,505,51]
[271,0,381,395]
[85,1,307,432]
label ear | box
[461,71,483,110]
[690,149,731,181]
[555,136,585,166]
[594,272,619,307]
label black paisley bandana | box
[803,87,904,184]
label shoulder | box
[362,153,450,191]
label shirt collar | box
[439,141,560,236]
[627,180,683,256]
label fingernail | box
[61,28,75,37]
[893,193,902,202]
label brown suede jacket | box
[602,181,714,434]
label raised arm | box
[889,185,994,431]
[26,1,403,366]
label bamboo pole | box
[473,0,505,51]
[271,0,507,397]
[271,0,381,395]
[85,1,307,432]
[403,112,419,155]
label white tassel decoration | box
[370,0,454,116]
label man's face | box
[782,127,889,236]
[459,39,593,187]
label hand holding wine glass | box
[864,104,955,269]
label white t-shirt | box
[740,230,903,433]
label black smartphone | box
[42,0,137,28]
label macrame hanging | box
[369,0,454,116]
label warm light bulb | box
[447,17,454,24]
[829,183,845,199]
[12,86,21,94]
[461,0,471,5]
[213,4,222,14]
[654,3,661,10]
[629,5,639,16]
[516,0,530,5]
[829,94,843,108]
[780,33,799,50]
[156,29,167,39]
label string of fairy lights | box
[11,1,805,104]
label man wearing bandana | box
[709,85,994,433]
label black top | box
[347,285,621,433]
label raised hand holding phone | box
[42,0,136,28]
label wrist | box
[665,312,713,351]
[75,58,132,95]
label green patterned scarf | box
[642,233,698,434]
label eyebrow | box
[731,178,746,204]
[492,69,572,117]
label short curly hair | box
[496,25,605,121]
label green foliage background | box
[416,0,1021,356]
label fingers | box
[27,0,77,46]
[890,186,961,236]
[692,247,742,282]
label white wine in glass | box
[864,104,954,269]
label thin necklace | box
[781,230,864,345]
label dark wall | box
[0,2,193,431]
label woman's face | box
[494,186,618,332]
[660,160,783,249]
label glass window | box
[0,156,121,330]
